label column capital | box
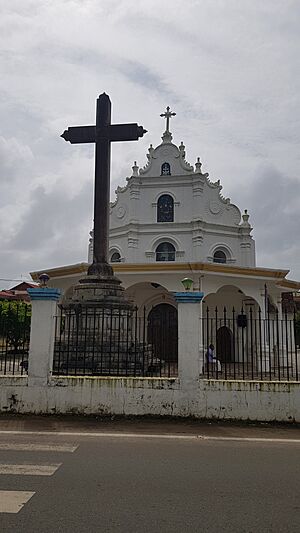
[27,288,61,301]
[174,292,204,303]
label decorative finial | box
[146,144,154,161]
[242,209,250,227]
[132,161,139,176]
[195,157,202,173]
[179,141,185,156]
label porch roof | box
[30,261,300,287]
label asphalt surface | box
[0,416,299,532]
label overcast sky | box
[1,0,300,288]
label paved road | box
[0,417,299,532]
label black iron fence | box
[203,307,299,381]
[0,301,31,375]
[1,298,298,383]
[53,305,178,378]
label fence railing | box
[53,305,178,378]
[2,299,298,383]
[0,301,31,376]
[203,307,299,381]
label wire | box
[0,278,33,283]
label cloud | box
[239,166,300,272]
[0,136,33,183]
[9,178,93,270]
[0,0,300,286]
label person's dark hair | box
[209,344,214,349]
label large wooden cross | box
[61,93,146,276]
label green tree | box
[0,301,31,352]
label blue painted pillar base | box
[27,288,61,301]
[174,292,204,303]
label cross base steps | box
[63,263,133,310]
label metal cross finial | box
[160,106,176,133]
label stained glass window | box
[161,162,171,175]
[213,250,227,264]
[156,242,175,262]
[157,194,174,222]
[111,251,121,263]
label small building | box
[0,282,38,302]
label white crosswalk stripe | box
[0,439,79,513]
[0,491,35,514]
[0,463,62,476]
[0,443,77,452]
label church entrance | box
[216,326,233,363]
[147,304,178,363]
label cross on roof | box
[160,106,176,133]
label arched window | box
[161,162,171,175]
[156,242,175,262]
[157,194,174,222]
[213,250,227,264]
[110,251,121,263]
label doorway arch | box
[216,326,233,363]
[148,304,178,363]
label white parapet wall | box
[0,376,299,422]
[1,287,297,422]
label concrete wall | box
[3,288,297,423]
[0,376,299,422]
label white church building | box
[31,108,300,376]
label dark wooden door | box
[148,304,178,362]
[216,326,233,363]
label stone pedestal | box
[64,263,132,310]
[59,264,138,375]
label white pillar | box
[27,288,61,386]
[257,291,271,374]
[174,292,204,384]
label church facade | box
[31,109,300,376]
[91,122,255,269]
